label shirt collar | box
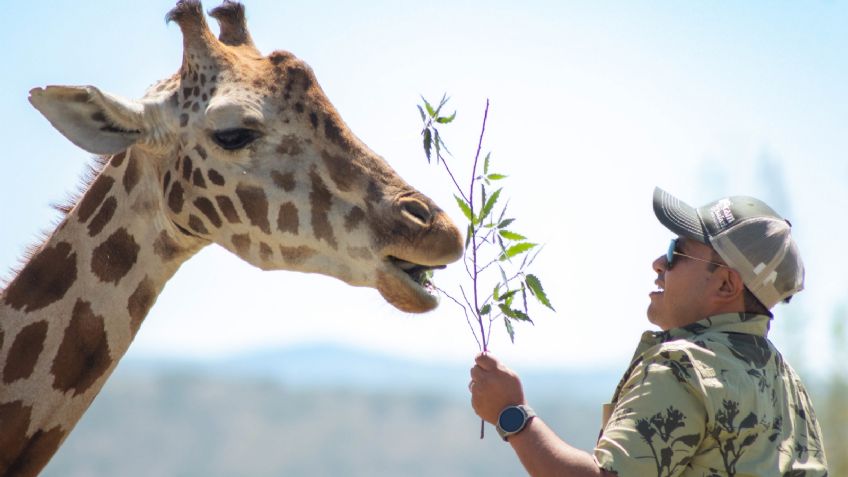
[633,312,771,358]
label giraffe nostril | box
[400,198,432,226]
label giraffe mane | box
[1,154,111,290]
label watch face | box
[499,406,525,433]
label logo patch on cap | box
[711,198,735,229]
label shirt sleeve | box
[594,346,707,477]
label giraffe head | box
[27,1,463,313]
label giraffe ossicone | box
[1,1,463,474]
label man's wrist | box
[496,404,536,441]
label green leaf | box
[483,152,491,175]
[498,230,526,241]
[433,129,441,163]
[479,188,502,224]
[487,173,507,181]
[465,223,473,249]
[499,242,537,261]
[500,289,519,305]
[422,96,436,117]
[436,133,452,157]
[499,304,532,322]
[493,283,501,301]
[497,218,515,229]
[525,274,555,311]
[521,283,528,315]
[435,111,457,124]
[455,195,474,223]
[479,303,491,315]
[435,93,449,116]
[504,317,515,344]
[422,129,432,162]
[417,104,426,122]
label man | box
[469,187,828,476]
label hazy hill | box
[42,345,619,477]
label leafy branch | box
[419,94,555,437]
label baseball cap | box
[653,187,804,309]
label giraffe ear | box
[29,85,148,155]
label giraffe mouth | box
[375,256,449,312]
[389,257,446,293]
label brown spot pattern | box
[215,196,241,223]
[276,135,303,156]
[188,215,209,235]
[87,196,117,237]
[3,242,77,312]
[323,117,352,151]
[3,322,48,384]
[194,198,222,228]
[236,184,271,234]
[122,153,141,194]
[5,426,65,477]
[110,151,126,168]
[180,114,189,128]
[192,169,207,188]
[182,157,193,181]
[168,181,185,213]
[51,299,112,396]
[321,151,359,192]
[128,277,156,337]
[195,144,208,160]
[344,206,365,232]
[309,169,337,249]
[153,230,182,262]
[90,228,140,285]
[208,169,225,186]
[231,234,251,255]
[277,202,299,234]
[0,401,33,474]
[259,243,273,262]
[77,175,115,223]
[279,245,316,265]
[163,171,172,192]
[271,171,295,192]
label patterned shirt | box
[594,312,828,477]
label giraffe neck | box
[0,149,202,475]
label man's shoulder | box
[640,333,752,385]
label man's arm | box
[469,354,615,477]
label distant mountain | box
[123,343,621,401]
[42,345,621,477]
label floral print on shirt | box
[594,313,828,477]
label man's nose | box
[652,254,668,274]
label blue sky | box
[2,1,846,376]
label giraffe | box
[0,1,464,474]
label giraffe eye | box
[211,128,261,150]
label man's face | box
[647,237,720,330]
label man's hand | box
[469,353,526,424]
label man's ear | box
[717,268,745,301]
[29,85,148,155]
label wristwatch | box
[496,404,536,441]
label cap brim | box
[653,187,708,243]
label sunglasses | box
[666,238,729,270]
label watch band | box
[496,404,536,441]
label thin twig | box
[439,157,469,204]
[437,285,481,351]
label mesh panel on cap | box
[711,218,802,308]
